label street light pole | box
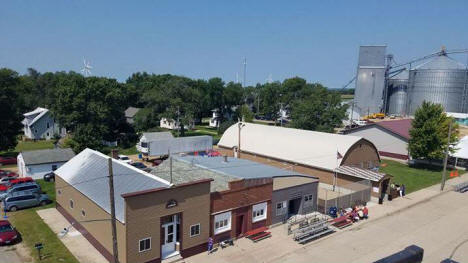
[441,120,453,191]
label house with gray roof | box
[17,148,75,179]
[124,107,141,124]
[22,107,66,140]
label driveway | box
[37,208,109,263]
[0,246,23,263]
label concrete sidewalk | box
[37,208,109,263]
[185,174,468,263]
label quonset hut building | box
[353,46,468,117]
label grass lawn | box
[380,160,462,193]
[341,94,354,100]
[118,145,138,155]
[1,140,55,157]
[5,179,79,263]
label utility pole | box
[237,122,245,158]
[177,106,181,136]
[441,120,453,191]
[243,58,247,88]
[169,152,173,184]
[108,158,119,263]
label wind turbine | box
[81,58,92,76]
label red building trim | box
[379,151,409,160]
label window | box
[69,199,74,209]
[139,238,151,252]
[46,132,49,137]
[81,209,86,217]
[190,224,200,237]
[214,211,231,235]
[276,201,287,216]
[47,122,50,128]
[252,202,267,223]
[304,194,313,202]
[57,189,62,195]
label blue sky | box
[2,0,468,88]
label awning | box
[335,165,387,182]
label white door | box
[161,222,176,259]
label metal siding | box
[387,79,409,115]
[148,136,213,156]
[354,46,387,116]
[407,55,468,115]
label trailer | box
[140,135,213,158]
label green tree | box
[236,104,254,122]
[289,85,347,132]
[409,101,459,160]
[0,69,23,151]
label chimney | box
[223,155,228,163]
[111,149,119,159]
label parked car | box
[0,170,17,179]
[118,155,132,164]
[0,182,41,201]
[10,177,34,186]
[0,157,17,166]
[43,172,55,182]
[0,177,34,193]
[0,176,18,184]
[130,162,152,172]
[0,220,19,245]
[3,192,50,212]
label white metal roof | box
[452,136,468,159]
[335,165,386,182]
[446,112,468,119]
[218,122,365,171]
[55,148,171,223]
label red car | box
[0,177,33,192]
[0,220,19,245]
[10,177,33,186]
[0,170,17,179]
[0,157,17,166]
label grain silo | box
[386,70,409,116]
[407,53,468,114]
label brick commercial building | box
[55,148,212,263]
[153,155,319,241]
[217,122,391,198]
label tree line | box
[0,68,348,152]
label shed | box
[17,148,75,179]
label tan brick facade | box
[124,181,211,263]
[56,175,211,263]
[55,176,127,263]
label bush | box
[218,120,236,135]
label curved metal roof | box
[218,122,369,171]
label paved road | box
[271,191,468,263]
[0,246,22,263]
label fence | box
[317,180,371,214]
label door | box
[235,215,244,237]
[161,222,176,259]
